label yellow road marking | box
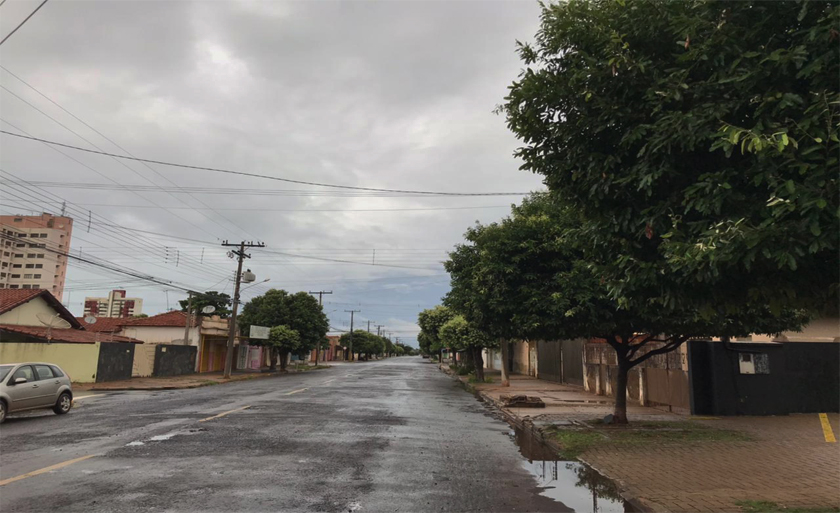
[0,454,97,487]
[284,388,308,395]
[819,413,836,443]
[198,405,250,423]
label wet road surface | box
[0,357,619,512]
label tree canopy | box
[339,330,384,360]
[238,289,329,357]
[267,325,300,371]
[504,0,838,316]
[417,306,455,357]
[181,291,232,318]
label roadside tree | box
[417,306,455,364]
[267,325,300,371]
[439,315,494,381]
[181,291,232,318]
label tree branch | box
[627,334,656,358]
[629,336,688,366]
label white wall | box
[120,326,200,346]
[0,296,59,326]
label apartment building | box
[0,213,73,300]
[84,289,144,318]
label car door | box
[6,365,40,411]
[33,365,60,407]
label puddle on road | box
[510,426,628,512]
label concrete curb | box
[440,366,654,513]
[77,365,334,391]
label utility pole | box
[182,291,192,346]
[308,291,332,365]
[366,319,372,333]
[376,324,384,337]
[345,309,360,361]
[222,240,264,378]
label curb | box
[441,367,654,513]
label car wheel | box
[53,392,72,415]
[0,400,6,424]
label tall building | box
[0,213,73,300]
[83,289,143,318]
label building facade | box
[0,213,73,300]
[83,289,143,318]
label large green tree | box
[504,0,838,316]
[238,289,329,363]
[181,291,232,318]
[446,194,803,422]
[339,330,383,360]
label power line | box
[0,0,49,46]
[0,130,533,197]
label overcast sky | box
[0,0,544,346]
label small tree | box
[439,315,494,381]
[267,325,300,371]
[181,291,232,318]
[417,306,455,364]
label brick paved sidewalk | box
[446,366,840,512]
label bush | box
[467,373,493,384]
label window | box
[29,243,45,248]
[8,284,18,289]
[16,243,25,247]
[14,254,23,258]
[13,218,21,222]
[17,233,26,237]
[0,284,4,288]
[34,365,55,380]
[35,264,42,269]
[25,264,34,268]
[23,274,33,279]
[1,263,6,268]
[36,254,44,259]
[32,285,39,289]
[27,254,36,258]
[33,274,41,279]
[12,264,21,268]
[21,284,31,289]
[10,365,34,383]
[2,251,8,256]
[0,272,5,278]
[10,274,20,278]
[50,366,64,378]
[39,233,48,238]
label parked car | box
[0,363,73,424]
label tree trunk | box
[473,346,485,381]
[268,347,278,371]
[612,357,630,424]
[279,350,289,371]
[500,339,510,387]
[315,340,320,367]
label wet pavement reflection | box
[510,426,629,512]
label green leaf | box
[785,180,795,194]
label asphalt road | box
[0,357,591,512]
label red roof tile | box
[76,317,130,333]
[0,289,46,313]
[0,289,82,328]
[0,324,143,344]
[120,310,197,328]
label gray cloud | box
[0,0,543,345]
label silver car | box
[0,363,73,424]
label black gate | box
[537,341,562,383]
[153,344,197,377]
[96,342,136,382]
[561,339,584,386]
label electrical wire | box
[0,0,48,46]
[0,130,533,197]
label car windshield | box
[0,365,13,382]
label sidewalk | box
[75,365,328,391]
[445,366,840,512]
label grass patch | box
[467,373,494,384]
[736,500,840,513]
[545,420,752,460]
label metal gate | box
[537,341,562,383]
[561,339,584,386]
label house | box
[0,289,142,383]
[309,335,345,363]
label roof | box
[120,310,198,328]
[76,317,130,333]
[0,289,83,329]
[0,324,143,344]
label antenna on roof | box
[36,313,71,343]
